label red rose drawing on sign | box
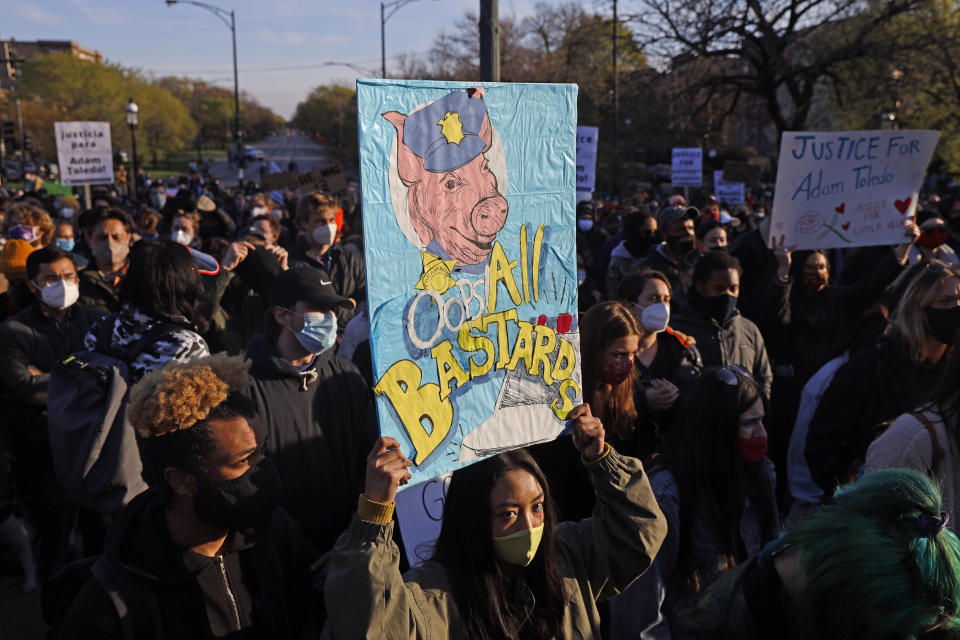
[795,210,851,243]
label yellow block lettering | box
[487,242,522,312]
[458,323,496,378]
[551,378,581,420]
[480,308,519,368]
[551,337,577,382]
[431,340,470,400]
[506,321,535,372]
[530,324,557,385]
[373,360,453,465]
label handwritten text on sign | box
[54,121,115,187]
[672,147,702,187]
[771,130,939,250]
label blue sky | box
[5,0,573,119]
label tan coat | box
[322,449,667,639]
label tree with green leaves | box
[291,85,358,166]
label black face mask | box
[710,245,729,254]
[701,292,738,324]
[667,233,696,255]
[625,229,657,257]
[925,305,960,345]
[194,457,282,533]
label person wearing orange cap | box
[0,238,35,322]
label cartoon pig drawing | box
[383,88,508,266]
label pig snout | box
[471,194,508,238]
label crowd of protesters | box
[1,163,960,639]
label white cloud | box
[16,4,63,24]
[69,0,126,25]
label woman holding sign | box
[322,408,667,640]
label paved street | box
[206,131,347,186]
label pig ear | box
[382,111,423,186]
[478,112,493,153]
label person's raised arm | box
[557,404,667,601]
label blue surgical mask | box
[55,238,75,252]
[287,310,337,354]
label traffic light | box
[23,133,32,152]
[1,121,14,146]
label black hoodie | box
[243,334,378,555]
[59,489,317,639]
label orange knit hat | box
[0,239,35,279]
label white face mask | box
[639,302,670,333]
[312,223,338,247]
[172,229,193,246]
[577,219,594,232]
[60,207,75,219]
[36,280,80,310]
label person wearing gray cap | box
[241,267,378,592]
[638,205,699,310]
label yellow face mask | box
[492,524,544,567]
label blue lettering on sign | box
[791,169,845,201]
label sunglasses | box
[714,364,751,386]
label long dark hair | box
[651,367,779,592]
[120,240,203,329]
[580,301,640,442]
[433,449,565,640]
[930,343,960,448]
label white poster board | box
[576,126,599,194]
[713,170,745,206]
[671,147,702,186]
[771,130,939,250]
[395,473,451,567]
[54,121,115,186]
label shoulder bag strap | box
[910,411,945,475]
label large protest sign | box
[357,79,582,486]
[576,126,599,194]
[772,130,939,250]
[54,121,114,186]
[672,147,702,186]
[713,170,745,206]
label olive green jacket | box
[322,448,667,639]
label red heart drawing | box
[842,222,851,231]
[835,203,845,214]
[894,197,912,214]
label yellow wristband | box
[583,442,612,465]
[358,495,395,525]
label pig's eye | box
[445,180,458,190]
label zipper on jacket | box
[216,556,243,633]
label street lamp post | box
[126,98,139,203]
[380,0,434,78]
[166,0,241,177]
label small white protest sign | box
[713,170,745,206]
[671,147,702,186]
[576,126,599,193]
[54,121,115,186]
[771,130,939,250]
[395,472,451,567]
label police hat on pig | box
[402,90,489,172]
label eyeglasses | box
[36,273,79,287]
[714,364,751,386]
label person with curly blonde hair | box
[57,354,318,639]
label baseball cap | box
[657,205,699,227]
[269,266,352,310]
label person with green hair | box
[675,468,960,639]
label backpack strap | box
[90,557,136,640]
[910,411,945,475]
[91,556,164,640]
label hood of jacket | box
[105,489,255,584]
[246,333,334,390]
[610,240,634,261]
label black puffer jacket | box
[59,489,317,639]
[243,334,378,555]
